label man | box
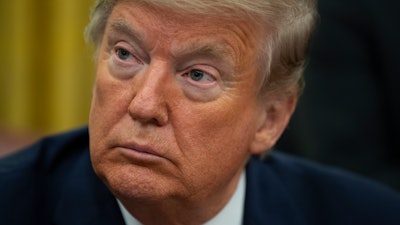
[0,0,399,224]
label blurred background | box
[0,0,95,155]
[276,0,400,190]
[0,0,399,190]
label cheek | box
[89,70,133,173]
[174,99,258,168]
[89,68,134,149]
[171,105,256,193]
[91,69,130,120]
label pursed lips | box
[110,136,176,165]
[116,141,167,161]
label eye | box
[179,67,221,102]
[108,44,145,79]
[188,69,215,83]
[189,69,204,81]
[112,45,144,66]
[116,48,132,60]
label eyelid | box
[177,55,233,80]
[113,42,144,64]
[186,65,219,80]
[107,42,145,79]
[179,65,223,102]
[106,30,149,61]
[181,65,219,89]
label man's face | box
[89,1,268,206]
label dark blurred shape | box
[0,129,40,158]
[277,0,400,190]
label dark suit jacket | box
[1,127,399,225]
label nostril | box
[151,118,162,127]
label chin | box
[100,163,181,202]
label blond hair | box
[85,0,318,97]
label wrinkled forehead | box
[112,1,263,33]
[106,1,267,71]
[114,0,261,16]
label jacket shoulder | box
[246,151,400,225]
[0,126,89,172]
[0,126,90,224]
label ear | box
[249,95,297,154]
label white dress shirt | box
[117,171,246,225]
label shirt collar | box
[118,170,246,225]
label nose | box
[128,64,169,126]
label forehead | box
[105,1,265,71]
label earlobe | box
[249,96,297,154]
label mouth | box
[122,143,159,155]
[116,142,165,163]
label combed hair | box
[85,0,318,97]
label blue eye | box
[189,69,205,81]
[116,48,131,60]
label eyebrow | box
[171,39,236,73]
[108,19,146,45]
[174,41,231,59]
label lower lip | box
[118,147,164,163]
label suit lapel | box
[52,149,125,225]
[243,157,307,225]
